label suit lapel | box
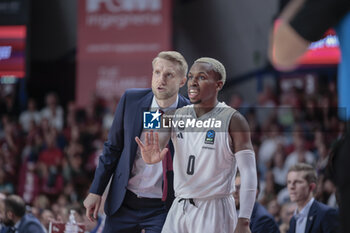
[305,201,317,233]
[135,91,153,136]
[130,91,153,165]
[177,94,189,108]
[15,215,25,233]
[289,216,296,233]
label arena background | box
[0,0,344,232]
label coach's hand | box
[83,193,102,222]
[234,218,252,233]
[135,131,168,164]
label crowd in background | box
[0,76,344,232]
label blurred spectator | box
[0,118,23,185]
[1,195,45,233]
[85,145,102,178]
[62,183,78,204]
[37,132,64,199]
[64,126,83,156]
[267,199,281,224]
[279,202,297,233]
[284,134,315,170]
[312,130,325,153]
[102,97,119,132]
[39,209,54,233]
[286,163,338,233]
[258,123,284,179]
[17,162,40,204]
[88,93,105,121]
[229,93,250,116]
[277,91,294,129]
[83,103,102,139]
[303,96,323,129]
[255,85,277,126]
[272,144,288,190]
[0,192,8,232]
[245,109,261,144]
[277,187,291,206]
[63,151,89,201]
[0,169,14,195]
[21,128,44,163]
[40,92,64,131]
[63,101,81,150]
[324,180,337,208]
[32,195,50,212]
[38,132,63,168]
[64,101,78,133]
[259,170,278,206]
[51,203,69,223]
[315,143,329,172]
[19,99,41,133]
[315,174,338,209]
[0,86,20,119]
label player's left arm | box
[229,111,257,233]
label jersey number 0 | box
[187,155,195,175]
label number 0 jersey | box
[171,102,237,199]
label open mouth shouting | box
[188,88,199,99]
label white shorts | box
[161,195,237,233]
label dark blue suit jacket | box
[16,214,44,233]
[250,202,280,233]
[288,200,339,233]
[0,226,9,233]
[90,88,189,216]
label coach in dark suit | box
[84,51,189,233]
[14,214,45,233]
[0,195,44,233]
[287,163,339,233]
[288,200,339,233]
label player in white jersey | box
[136,57,257,233]
[171,102,237,199]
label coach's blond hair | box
[194,57,226,85]
[288,163,317,184]
[152,51,188,78]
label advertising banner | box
[77,0,172,106]
[0,25,26,78]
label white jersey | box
[171,102,237,199]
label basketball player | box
[135,57,257,233]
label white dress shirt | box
[294,198,314,233]
[127,95,178,198]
